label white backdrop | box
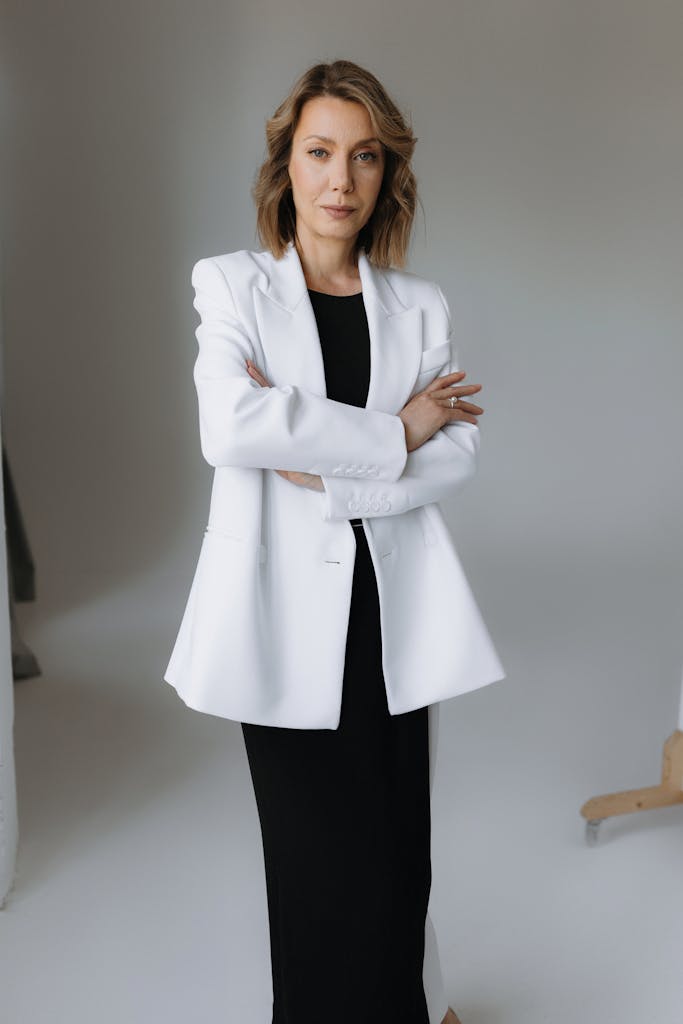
[1,0,682,578]
[0,243,19,907]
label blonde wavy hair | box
[251,59,419,268]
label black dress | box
[241,287,433,1024]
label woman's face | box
[288,95,386,248]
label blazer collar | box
[253,240,422,414]
[262,239,407,317]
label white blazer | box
[164,240,506,728]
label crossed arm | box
[318,411,479,519]
[191,257,409,482]
[190,258,480,520]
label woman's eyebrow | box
[301,134,380,146]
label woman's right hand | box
[398,370,484,453]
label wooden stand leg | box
[580,729,683,844]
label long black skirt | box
[241,521,432,1024]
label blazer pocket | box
[203,526,267,563]
[204,525,245,543]
[416,340,451,377]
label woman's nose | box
[329,158,353,191]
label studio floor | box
[2,547,682,1024]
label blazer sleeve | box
[191,257,408,479]
[318,283,481,520]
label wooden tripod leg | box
[580,729,683,844]
[661,728,683,791]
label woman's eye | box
[307,148,378,162]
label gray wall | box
[2,0,681,597]
[2,0,682,678]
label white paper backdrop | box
[0,245,19,908]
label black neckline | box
[307,287,363,299]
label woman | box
[165,59,505,1024]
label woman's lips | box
[322,206,356,219]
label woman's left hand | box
[245,358,325,492]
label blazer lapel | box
[253,240,423,415]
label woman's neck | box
[294,233,360,293]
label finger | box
[424,370,465,392]
[247,364,269,386]
[447,409,480,425]
[442,399,484,414]
[431,382,482,399]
